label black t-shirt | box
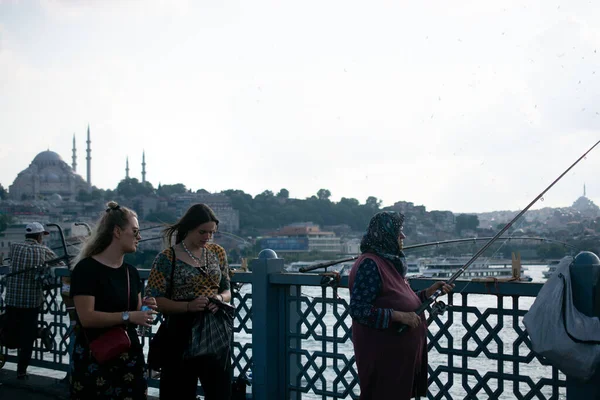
[70,257,142,343]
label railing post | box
[567,251,600,399]
[250,249,285,400]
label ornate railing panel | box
[1,262,567,399]
[275,273,566,400]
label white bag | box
[523,256,600,381]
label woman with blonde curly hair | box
[70,201,157,400]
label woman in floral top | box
[146,203,232,400]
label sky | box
[1,0,599,214]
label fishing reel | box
[429,300,448,319]
[320,271,341,288]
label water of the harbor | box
[7,264,563,399]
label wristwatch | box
[121,311,130,324]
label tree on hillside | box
[365,196,382,209]
[76,189,92,202]
[157,183,187,197]
[277,188,289,199]
[455,214,479,233]
[339,197,359,207]
[255,190,274,199]
[317,189,331,201]
[90,188,104,201]
[0,184,7,200]
[117,178,155,198]
[0,214,13,233]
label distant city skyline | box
[4,141,595,217]
[1,1,599,213]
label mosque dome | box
[42,171,61,182]
[49,193,63,202]
[9,149,89,201]
[33,150,64,164]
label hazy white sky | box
[1,0,599,213]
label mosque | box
[8,126,147,201]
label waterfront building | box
[261,222,342,253]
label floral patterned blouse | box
[146,243,230,300]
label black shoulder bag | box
[147,247,179,371]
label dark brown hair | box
[162,203,219,246]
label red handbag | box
[87,267,132,364]
[89,326,131,364]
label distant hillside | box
[474,196,599,229]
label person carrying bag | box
[147,247,195,372]
[69,202,157,400]
[146,203,234,400]
[86,268,132,364]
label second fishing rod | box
[297,236,578,273]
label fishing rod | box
[398,139,600,334]
[401,236,577,251]
[138,236,162,244]
[42,222,92,253]
[2,255,71,278]
[136,230,249,245]
[74,222,92,235]
[298,236,577,273]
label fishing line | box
[398,139,600,334]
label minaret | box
[86,124,91,185]
[72,134,77,172]
[141,150,146,183]
[584,183,587,197]
[126,157,130,179]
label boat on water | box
[285,258,422,276]
[405,259,422,276]
[542,260,561,279]
[420,256,531,281]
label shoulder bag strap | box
[167,247,176,299]
[126,266,130,310]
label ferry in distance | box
[420,256,530,280]
[286,259,421,276]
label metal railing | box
[0,258,565,399]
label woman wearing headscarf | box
[348,211,453,400]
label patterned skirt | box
[70,333,147,400]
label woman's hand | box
[207,294,225,314]
[426,281,455,298]
[129,309,158,327]
[142,296,158,310]
[187,296,209,313]
[392,311,421,329]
